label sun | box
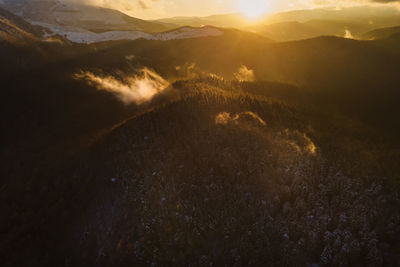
[238,0,269,18]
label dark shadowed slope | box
[0,7,44,44]
[1,79,399,266]
[0,7,49,72]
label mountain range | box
[0,2,228,44]
[1,1,400,266]
[157,6,400,41]
[2,1,400,42]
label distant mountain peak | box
[0,0,174,33]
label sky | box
[80,0,400,19]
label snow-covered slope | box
[35,22,223,44]
[0,0,223,44]
[0,0,172,33]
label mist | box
[75,68,170,105]
[234,65,255,82]
[344,27,355,38]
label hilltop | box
[1,77,399,265]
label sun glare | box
[238,0,269,18]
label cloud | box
[234,65,255,82]
[74,68,170,105]
[344,27,354,38]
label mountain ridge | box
[361,25,400,40]
[0,0,174,33]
